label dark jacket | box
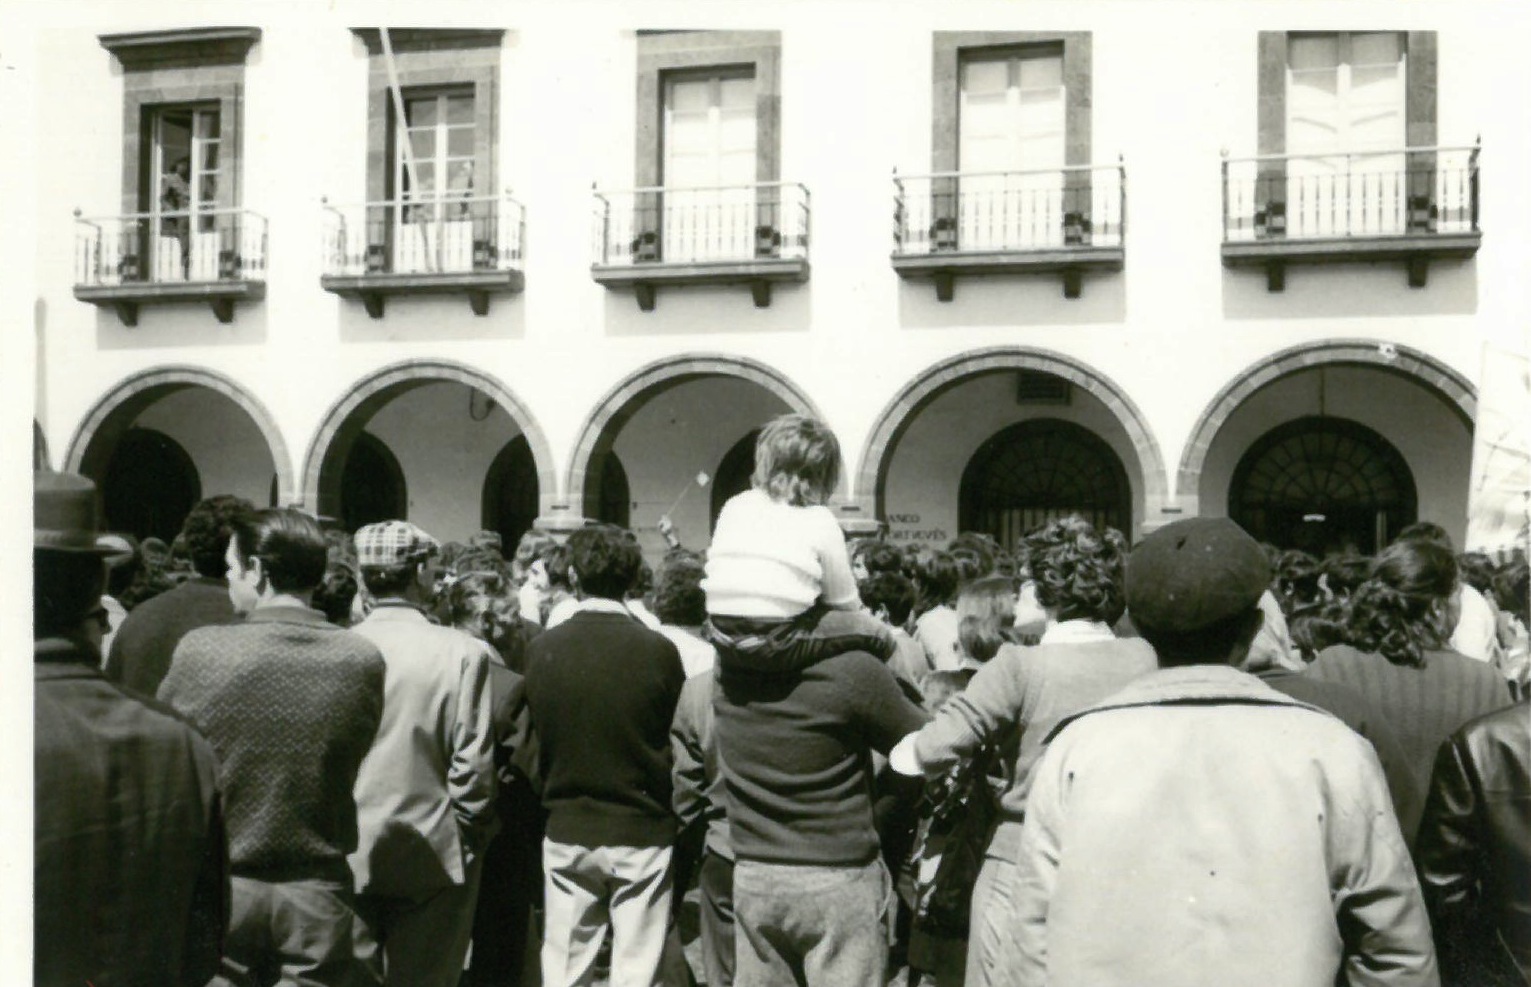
[105,576,236,695]
[35,637,228,987]
[1416,700,1530,986]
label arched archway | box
[1178,340,1476,499]
[1229,416,1416,555]
[855,348,1167,540]
[563,355,823,540]
[64,366,290,539]
[959,419,1132,549]
[101,428,202,542]
[301,360,554,540]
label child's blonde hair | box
[751,414,841,507]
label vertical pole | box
[380,28,435,272]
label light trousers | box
[541,837,674,987]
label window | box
[148,105,225,280]
[1287,33,1406,236]
[393,88,478,272]
[958,46,1066,248]
[661,68,758,261]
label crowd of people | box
[32,412,1531,987]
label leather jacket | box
[1415,700,1531,986]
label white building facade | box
[17,0,1531,561]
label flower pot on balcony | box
[472,239,496,270]
[631,231,660,263]
[1408,196,1436,233]
[366,244,388,273]
[218,249,240,280]
[1063,212,1090,246]
[118,254,141,282]
[933,217,958,252]
[755,226,782,259]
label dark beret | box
[1126,518,1270,634]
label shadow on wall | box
[95,300,268,349]
[601,281,811,337]
[897,271,1126,329]
[336,292,526,343]
[1222,258,1478,320]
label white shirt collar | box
[1040,619,1116,645]
[577,597,634,616]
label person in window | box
[160,156,192,278]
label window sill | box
[891,245,1124,301]
[591,257,810,311]
[319,269,524,318]
[73,279,265,327]
[1220,231,1481,290]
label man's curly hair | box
[1025,515,1128,625]
[180,495,256,578]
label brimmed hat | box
[1126,517,1270,634]
[355,520,439,568]
[35,471,116,555]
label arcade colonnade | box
[58,342,1476,558]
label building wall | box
[17,0,1531,544]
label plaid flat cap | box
[355,520,440,567]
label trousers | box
[541,838,674,987]
[733,858,894,987]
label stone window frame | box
[352,29,505,205]
[634,31,783,190]
[1255,31,1437,213]
[930,32,1094,234]
[100,28,261,218]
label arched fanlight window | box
[959,419,1131,551]
[1230,416,1416,555]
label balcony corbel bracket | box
[1407,256,1429,289]
[1062,269,1083,300]
[1265,261,1286,293]
[933,272,955,303]
[210,299,236,325]
[750,280,772,309]
[113,301,139,328]
[634,284,657,312]
[468,290,490,317]
[361,292,385,320]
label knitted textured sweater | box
[159,605,385,880]
[525,607,686,848]
[715,649,929,866]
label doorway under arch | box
[100,428,203,542]
[959,419,1132,550]
[482,436,540,552]
[339,432,408,533]
[710,428,760,534]
[1229,416,1417,555]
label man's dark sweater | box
[107,577,236,695]
[715,649,929,866]
[525,605,685,848]
[158,605,385,882]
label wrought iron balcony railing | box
[1221,144,1480,242]
[322,192,525,278]
[893,162,1126,256]
[591,181,811,268]
[74,207,268,287]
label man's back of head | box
[1125,517,1272,668]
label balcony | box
[320,193,525,318]
[1221,144,1481,290]
[73,209,267,326]
[590,182,811,311]
[891,162,1126,301]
